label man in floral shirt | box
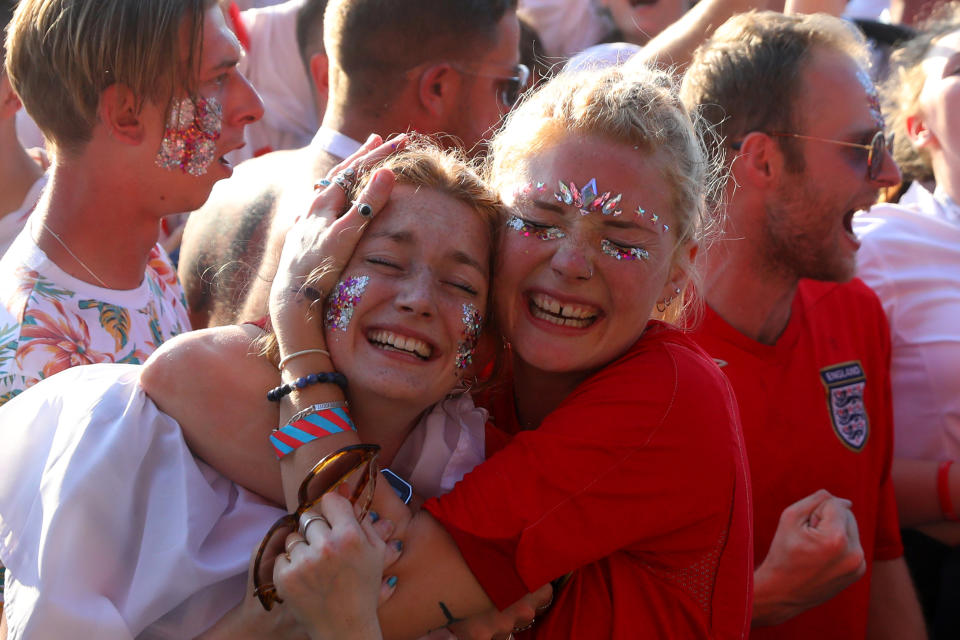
[0,0,264,406]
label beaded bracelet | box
[270,402,355,458]
[266,371,348,402]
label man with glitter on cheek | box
[0,0,263,408]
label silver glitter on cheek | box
[455,303,484,370]
[155,96,223,176]
[325,276,370,331]
[600,238,649,262]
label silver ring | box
[285,537,307,554]
[314,178,332,190]
[355,201,373,218]
[513,619,535,632]
[299,512,330,536]
[331,167,356,193]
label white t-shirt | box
[0,364,486,638]
[854,182,960,460]
[226,0,318,165]
[0,173,48,259]
[0,230,190,406]
[518,0,612,59]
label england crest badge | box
[820,361,870,451]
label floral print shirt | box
[0,231,190,406]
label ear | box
[417,63,460,119]
[309,51,330,116]
[0,74,23,120]
[662,240,697,299]
[906,113,932,149]
[98,83,147,146]
[729,131,782,192]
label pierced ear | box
[417,63,458,118]
[309,51,330,115]
[906,113,932,149]
[662,240,697,299]
[730,131,780,190]
[99,83,147,146]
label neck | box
[0,124,43,217]
[702,217,798,345]
[511,356,592,429]
[33,158,161,290]
[349,387,425,466]
[932,156,960,205]
[322,81,421,146]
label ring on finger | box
[300,512,330,536]
[354,201,373,218]
[285,537,307,554]
[513,619,535,632]
[314,178,332,190]
[331,167,357,193]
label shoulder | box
[797,278,884,315]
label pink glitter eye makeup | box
[600,239,649,262]
[155,96,223,177]
[325,276,370,331]
[455,303,484,370]
[514,179,671,233]
[506,215,565,241]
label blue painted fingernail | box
[393,539,403,553]
[387,575,398,588]
[369,510,380,523]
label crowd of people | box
[0,0,957,638]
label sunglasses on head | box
[252,443,380,611]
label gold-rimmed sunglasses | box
[252,443,380,611]
[731,130,893,181]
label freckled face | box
[495,134,684,375]
[325,185,491,406]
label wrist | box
[751,563,798,627]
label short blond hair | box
[682,11,870,173]
[486,65,721,324]
[5,0,212,154]
[883,3,960,184]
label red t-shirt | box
[424,322,753,639]
[692,279,902,639]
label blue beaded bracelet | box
[267,371,348,402]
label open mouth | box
[366,329,433,360]
[528,292,600,328]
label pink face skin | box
[324,184,491,408]
[762,48,900,283]
[912,28,960,201]
[495,134,690,377]
[143,5,263,210]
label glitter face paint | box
[455,303,483,370]
[506,215,566,240]
[513,179,670,232]
[325,276,370,331]
[600,238,649,262]
[155,96,223,176]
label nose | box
[872,143,901,188]
[550,236,594,281]
[231,71,264,126]
[394,271,437,317]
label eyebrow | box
[534,199,660,236]
[368,230,487,275]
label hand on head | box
[268,134,406,329]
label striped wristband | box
[270,402,356,458]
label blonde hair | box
[883,3,960,184]
[681,10,870,173]
[5,0,211,154]
[486,64,722,325]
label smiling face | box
[764,47,900,282]
[324,184,492,406]
[495,134,688,375]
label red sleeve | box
[424,336,743,610]
[872,304,904,561]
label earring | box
[656,286,682,313]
